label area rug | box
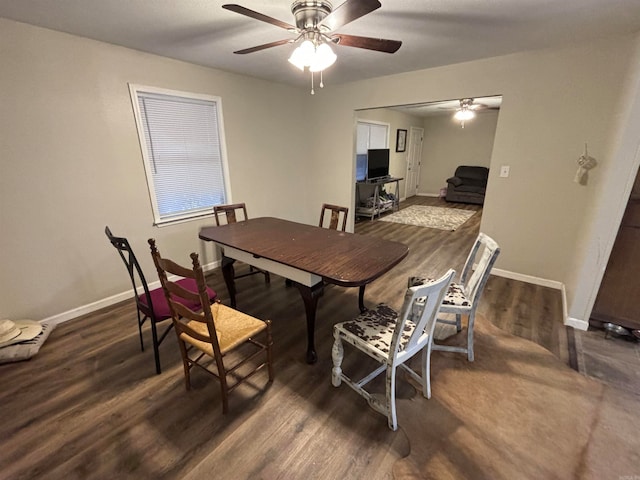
[379,205,475,231]
[393,316,640,479]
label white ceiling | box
[1,0,640,89]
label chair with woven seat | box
[331,269,455,431]
[409,232,500,362]
[213,203,270,284]
[105,226,217,374]
[149,238,273,414]
[319,203,349,231]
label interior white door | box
[405,127,424,198]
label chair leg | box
[178,342,192,391]
[150,320,162,375]
[331,333,344,387]
[264,271,271,284]
[422,343,433,399]
[265,320,274,382]
[456,313,462,333]
[386,366,398,431]
[137,311,146,352]
[219,376,229,414]
[467,312,475,362]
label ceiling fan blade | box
[222,4,296,31]
[233,39,294,54]
[331,34,401,53]
[320,0,381,31]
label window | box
[356,121,389,153]
[356,121,389,181]
[129,85,231,225]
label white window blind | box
[130,85,230,225]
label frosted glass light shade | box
[288,40,336,72]
[454,109,476,121]
[288,40,316,70]
[309,43,336,72]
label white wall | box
[0,19,311,321]
[304,33,640,326]
[3,16,640,330]
[419,110,500,196]
[565,34,640,327]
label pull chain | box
[320,70,324,89]
[311,71,315,95]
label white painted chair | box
[409,232,500,362]
[331,269,456,431]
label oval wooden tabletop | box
[199,217,409,287]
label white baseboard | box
[416,193,441,197]
[42,260,220,326]
[490,268,563,290]
[565,316,589,331]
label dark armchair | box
[445,166,489,205]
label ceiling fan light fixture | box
[288,39,315,70]
[225,0,400,95]
[454,98,476,127]
[309,42,336,72]
[288,39,336,72]
[454,109,475,121]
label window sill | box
[154,212,214,228]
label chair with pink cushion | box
[105,226,216,374]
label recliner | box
[445,166,489,205]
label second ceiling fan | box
[223,0,402,92]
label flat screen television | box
[367,148,390,180]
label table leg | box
[221,256,237,308]
[359,285,367,312]
[293,281,324,364]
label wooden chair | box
[284,202,351,288]
[319,203,349,231]
[213,203,270,283]
[409,232,500,362]
[148,238,273,413]
[105,226,216,374]
[332,269,455,431]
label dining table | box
[199,217,409,363]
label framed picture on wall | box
[396,129,407,152]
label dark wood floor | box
[0,196,567,479]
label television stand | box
[356,177,403,220]
[366,175,391,183]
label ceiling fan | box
[222,0,402,93]
[437,98,496,113]
[440,98,500,128]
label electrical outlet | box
[500,165,510,178]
